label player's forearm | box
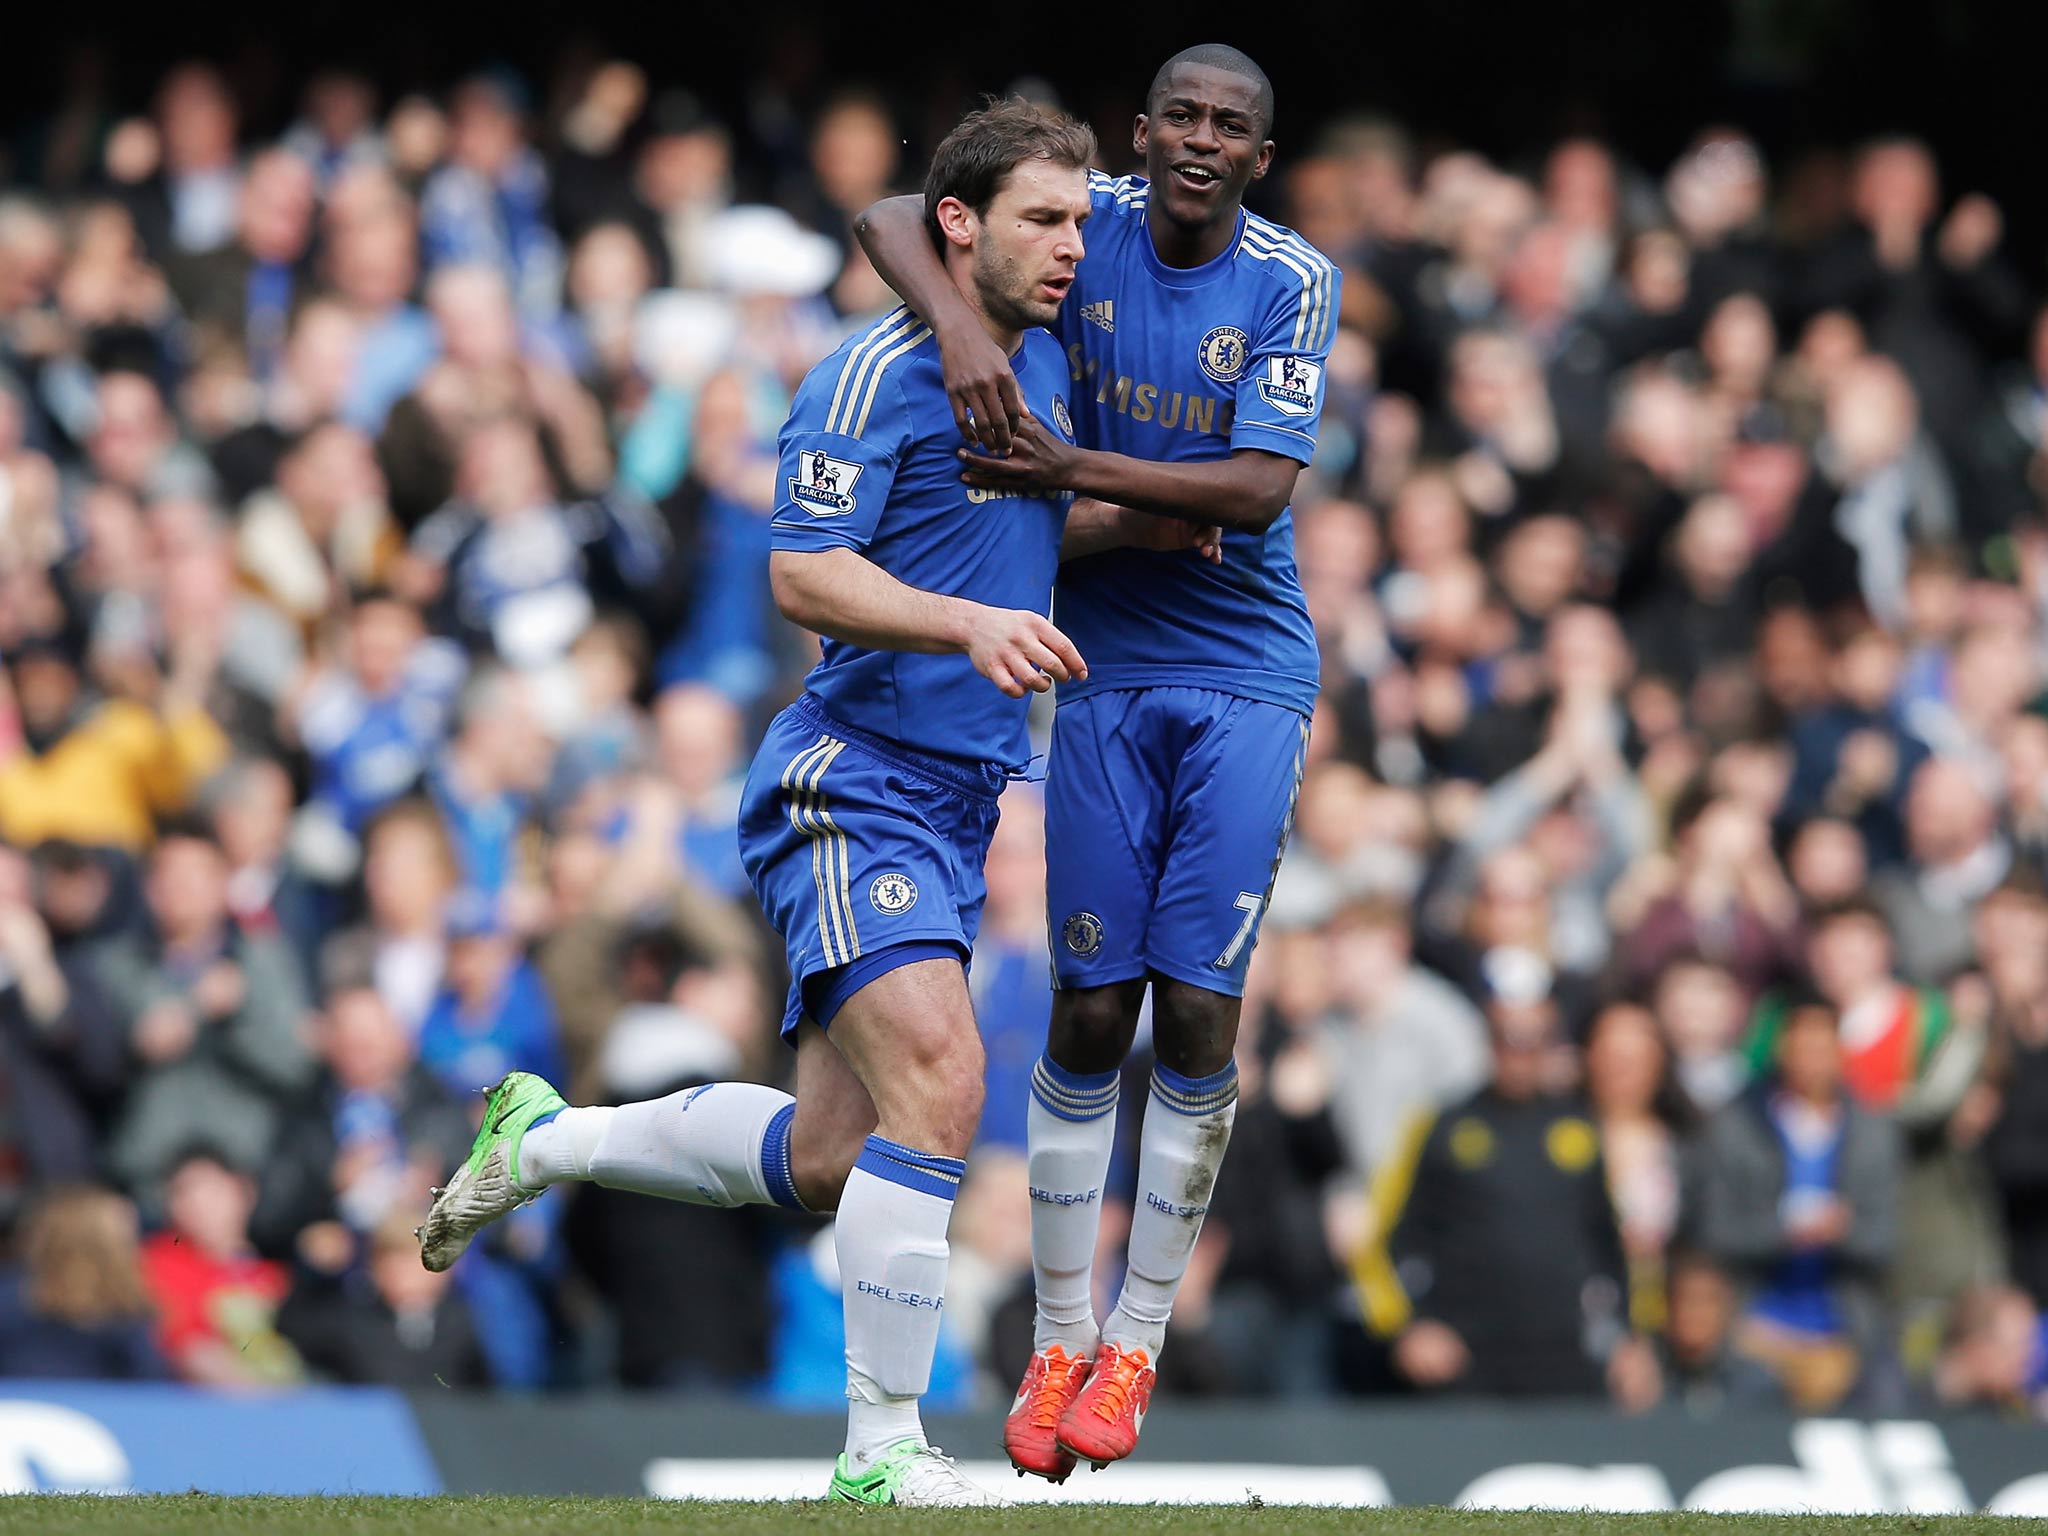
[1064,449,1298,533]
[1059,498,1134,561]
[770,548,983,656]
[854,195,980,341]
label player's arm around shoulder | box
[854,192,1024,455]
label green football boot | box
[825,1439,1009,1507]
[416,1072,566,1272]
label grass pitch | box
[0,1497,2033,1535]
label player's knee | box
[1048,983,1143,1074]
[876,1021,984,1156]
[1151,979,1242,1078]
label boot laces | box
[1089,1346,1149,1422]
[1027,1349,1087,1430]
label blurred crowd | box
[2,54,2048,1423]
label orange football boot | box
[1055,1340,1156,1469]
[1002,1344,1093,1482]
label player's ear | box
[1251,140,1275,181]
[933,195,978,251]
[1133,114,1149,158]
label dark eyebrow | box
[1163,94,1252,121]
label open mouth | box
[1171,163,1224,194]
[1040,276,1073,300]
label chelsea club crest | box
[1051,395,1074,439]
[870,872,919,915]
[1062,911,1105,957]
[1198,325,1251,384]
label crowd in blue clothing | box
[4,51,2048,1420]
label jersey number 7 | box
[1214,891,1263,970]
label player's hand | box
[962,605,1086,698]
[938,322,1025,455]
[1119,508,1225,564]
[959,413,1080,493]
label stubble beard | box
[973,243,1056,333]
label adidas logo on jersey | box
[1080,299,1115,333]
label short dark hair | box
[1148,44,1276,135]
[922,98,1096,249]
[1811,896,1890,934]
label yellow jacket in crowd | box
[0,701,230,851]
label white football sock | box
[517,1105,610,1186]
[1103,1061,1239,1360]
[518,1083,804,1209]
[836,1134,963,1471]
[1026,1054,1119,1353]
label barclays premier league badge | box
[1258,355,1321,416]
[790,448,862,516]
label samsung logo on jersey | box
[966,486,1075,505]
[1065,344,1235,435]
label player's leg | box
[417,709,851,1271]
[1036,692,1164,1343]
[516,1019,871,1207]
[1061,694,1306,1465]
[820,954,1004,1506]
[1006,694,1165,1477]
[416,1049,825,1273]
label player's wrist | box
[937,596,985,652]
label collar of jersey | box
[1137,204,1248,289]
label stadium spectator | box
[1585,1002,1686,1326]
[277,1208,488,1388]
[1932,1282,2048,1419]
[1317,896,1487,1177]
[1200,1014,1351,1398]
[249,984,469,1272]
[1979,876,2048,1310]
[967,788,1056,1153]
[418,74,563,324]
[100,822,313,1194]
[1360,996,1655,1405]
[141,1144,301,1385]
[1655,1252,1785,1414]
[1873,757,2012,985]
[1652,954,1753,1117]
[1695,997,1903,1410]
[0,1185,167,1379]
[0,845,113,1226]
[416,889,566,1096]
[0,627,230,853]
[208,755,328,988]
[562,917,777,1389]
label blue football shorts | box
[739,693,1005,1045]
[1045,686,1309,999]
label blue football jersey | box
[1053,172,1340,717]
[772,307,1076,767]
